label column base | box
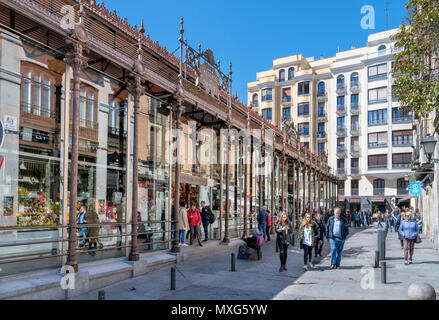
[128,252,139,261]
[171,245,181,253]
[65,262,78,273]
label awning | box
[371,197,386,202]
[397,196,414,204]
[349,198,361,203]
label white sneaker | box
[303,265,308,271]
[309,262,315,269]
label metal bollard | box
[98,290,105,300]
[381,261,386,284]
[375,250,380,268]
[231,253,236,272]
[170,267,176,290]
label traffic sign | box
[409,182,421,195]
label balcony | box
[336,104,346,116]
[336,168,347,179]
[368,142,387,149]
[108,126,127,139]
[350,103,360,114]
[368,165,388,170]
[368,120,387,126]
[338,189,345,196]
[251,101,258,109]
[350,124,360,136]
[373,188,385,195]
[368,73,388,82]
[336,145,347,158]
[368,98,388,105]
[317,111,327,121]
[392,140,413,148]
[351,167,360,176]
[392,163,411,169]
[392,116,412,124]
[351,188,359,196]
[336,85,347,95]
[397,188,409,195]
[317,91,326,101]
[336,127,347,137]
[317,131,327,141]
[350,145,360,157]
[299,132,310,138]
[282,96,291,104]
[350,81,360,93]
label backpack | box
[206,207,215,224]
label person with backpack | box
[275,212,292,272]
[299,213,318,271]
[257,206,269,240]
[200,201,213,242]
[187,203,203,247]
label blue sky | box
[103,0,408,103]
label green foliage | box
[391,0,439,117]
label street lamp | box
[421,134,439,163]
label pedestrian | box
[178,201,189,246]
[275,212,293,272]
[385,209,393,232]
[200,201,212,242]
[266,210,272,242]
[416,216,423,234]
[326,207,349,269]
[376,211,383,229]
[116,197,125,248]
[299,213,318,271]
[87,203,100,256]
[354,210,360,228]
[77,205,88,247]
[314,213,325,258]
[367,210,372,225]
[395,210,405,248]
[362,211,369,227]
[187,203,203,247]
[399,212,419,265]
[257,206,269,240]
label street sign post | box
[409,182,421,196]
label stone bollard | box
[408,283,437,300]
[374,250,380,268]
[231,253,236,272]
[380,261,386,284]
[98,290,105,300]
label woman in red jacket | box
[187,203,203,246]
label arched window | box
[378,45,386,55]
[317,81,325,96]
[397,178,409,194]
[252,93,258,108]
[279,69,285,82]
[337,75,345,89]
[350,72,359,88]
[288,67,294,80]
[373,179,385,195]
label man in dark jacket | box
[257,206,269,240]
[200,201,212,242]
[326,208,349,269]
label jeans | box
[303,244,313,264]
[315,238,323,256]
[178,229,186,244]
[79,227,88,245]
[278,240,289,266]
[386,220,394,232]
[202,221,209,241]
[329,237,345,266]
[258,224,267,240]
[363,218,368,227]
[376,221,383,229]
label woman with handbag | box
[398,211,420,265]
[275,212,292,272]
[299,213,318,271]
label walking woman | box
[275,212,293,272]
[314,213,325,258]
[399,211,419,265]
[299,213,318,271]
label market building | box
[0,0,336,277]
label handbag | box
[415,235,422,244]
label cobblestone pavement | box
[75,227,365,300]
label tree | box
[391,0,439,119]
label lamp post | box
[421,134,439,163]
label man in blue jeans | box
[326,208,349,269]
[257,206,269,240]
[200,201,212,242]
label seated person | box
[239,229,264,259]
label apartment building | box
[248,28,415,212]
[247,54,335,155]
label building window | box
[317,82,325,96]
[351,115,359,130]
[337,117,345,129]
[368,132,387,148]
[351,180,359,195]
[21,65,55,118]
[368,63,387,82]
[378,45,386,55]
[373,179,385,195]
[397,178,409,194]
[279,69,285,82]
[318,102,325,117]
[108,97,128,136]
[351,157,359,168]
[392,107,412,123]
[282,107,291,121]
[318,123,325,132]
[351,94,359,107]
[369,155,387,169]
[282,87,291,103]
[368,86,387,104]
[297,123,310,136]
[261,108,272,121]
[318,143,325,154]
[351,72,359,88]
[261,88,272,102]
[298,81,310,95]
[251,93,259,108]
[392,153,412,168]
[391,85,398,101]
[337,95,345,107]
[392,130,413,146]
[368,109,387,126]
[76,86,98,129]
[338,181,345,195]
[288,67,295,80]
[337,75,345,90]
[298,102,309,116]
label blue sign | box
[410,182,422,195]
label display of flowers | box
[17,197,61,227]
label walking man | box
[200,201,212,242]
[257,206,269,240]
[326,208,349,269]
